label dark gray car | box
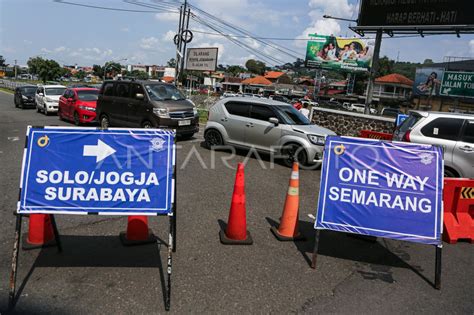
[96,80,199,138]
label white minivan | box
[35,84,66,115]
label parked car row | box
[13,79,200,139]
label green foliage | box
[92,64,104,78]
[0,55,6,67]
[74,70,86,80]
[245,59,266,75]
[226,65,246,76]
[167,58,176,67]
[27,57,64,83]
[104,61,122,79]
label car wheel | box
[282,143,308,168]
[73,112,81,126]
[204,129,223,148]
[141,121,153,128]
[100,114,110,129]
[444,167,458,178]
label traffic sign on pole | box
[440,71,474,98]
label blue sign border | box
[18,126,176,216]
[315,136,443,245]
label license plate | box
[178,120,191,126]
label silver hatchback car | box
[204,98,336,166]
[393,111,474,178]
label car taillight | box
[402,130,411,142]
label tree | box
[376,56,394,77]
[74,70,86,80]
[27,57,64,82]
[245,59,266,75]
[93,64,104,79]
[226,65,246,76]
[0,55,6,67]
[166,58,176,67]
[104,61,122,79]
[423,59,434,65]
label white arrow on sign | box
[83,140,116,163]
[443,87,451,94]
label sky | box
[1,0,474,68]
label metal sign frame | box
[8,126,177,311]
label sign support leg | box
[310,229,321,269]
[435,244,442,290]
[8,214,23,309]
[165,215,173,311]
[50,214,62,252]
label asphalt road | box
[0,90,472,314]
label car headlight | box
[46,97,55,102]
[78,105,96,112]
[153,107,169,118]
[308,134,325,146]
[22,95,28,100]
[193,107,198,116]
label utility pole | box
[179,6,191,85]
[174,0,190,87]
[364,29,382,114]
[14,59,17,80]
[174,4,183,86]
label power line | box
[53,0,177,13]
[191,15,285,66]
[189,4,304,60]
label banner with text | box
[305,35,374,72]
[440,71,474,98]
[315,136,443,245]
[18,127,175,215]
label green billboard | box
[440,71,474,98]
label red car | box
[58,88,99,125]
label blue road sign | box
[396,114,409,126]
[18,127,175,215]
[315,136,443,245]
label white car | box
[35,85,66,115]
[348,103,377,115]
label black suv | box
[96,80,199,138]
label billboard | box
[305,35,374,72]
[18,127,175,215]
[185,47,218,71]
[413,67,444,97]
[315,136,443,245]
[440,71,474,98]
[357,0,474,28]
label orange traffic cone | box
[120,216,156,246]
[271,162,305,241]
[220,163,253,245]
[22,214,57,250]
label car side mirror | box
[136,93,145,100]
[269,117,279,126]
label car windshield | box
[276,105,310,125]
[77,90,99,101]
[45,88,66,96]
[145,84,185,101]
[20,87,36,94]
